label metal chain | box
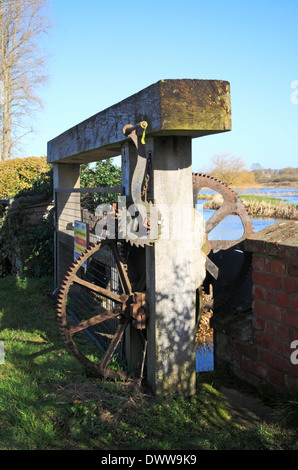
[141,173,150,201]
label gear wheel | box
[117,201,161,247]
[193,173,254,311]
[56,240,147,379]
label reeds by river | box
[203,194,298,220]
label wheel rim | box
[57,240,146,379]
[193,173,254,310]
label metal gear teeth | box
[193,172,253,235]
[193,172,243,199]
[118,200,161,248]
[55,239,135,380]
[192,173,254,310]
[117,206,152,248]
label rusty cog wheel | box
[193,173,254,311]
[117,201,161,248]
[56,240,147,379]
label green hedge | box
[0,157,54,278]
[0,156,50,198]
[0,158,121,278]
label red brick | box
[259,349,290,372]
[253,272,281,290]
[269,368,284,386]
[292,330,298,341]
[271,259,286,275]
[275,292,290,308]
[282,310,298,327]
[265,321,275,336]
[253,316,265,331]
[253,255,265,272]
[252,285,266,301]
[276,323,290,341]
[283,341,292,358]
[290,363,298,378]
[253,301,281,321]
[266,289,274,303]
[283,277,297,294]
[265,258,271,273]
[255,331,282,354]
[288,263,298,277]
[255,362,268,379]
[292,296,298,312]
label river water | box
[196,186,298,243]
[196,187,297,372]
[236,187,298,205]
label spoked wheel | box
[56,240,147,379]
[193,173,254,311]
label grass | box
[0,275,297,450]
[240,195,298,219]
[239,195,290,205]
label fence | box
[54,186,124,281]
[54,186,125,357]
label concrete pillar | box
[146,136,206,396]
[53,163,81,287]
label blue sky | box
[24,0,298,171]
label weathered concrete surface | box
[47,79,231,164]
[245,220,298,260]
[146,136,206,396]
[53,163,81,286]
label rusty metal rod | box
[122,121,147,137]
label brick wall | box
[251,253,298,391]
[212,221,298,393]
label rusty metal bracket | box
[121,122,160,247]
[129,292,147,330]
[123,122,149,207]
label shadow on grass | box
[0,275,296,450]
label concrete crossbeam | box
[47,79,231,165]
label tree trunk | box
[0,0,50,160]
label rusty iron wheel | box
[193,173,254,310]
[56,240,147,380]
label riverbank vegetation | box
[240,195,298,220]
[203,193,298,220]
[0,275,297,450]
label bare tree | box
[209,153,248,186]
[0,0,51,160]
[251,163,264,182]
